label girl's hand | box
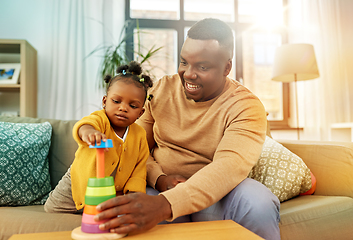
[155,175,187,192]
[78,125,107,146]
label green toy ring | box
[85,194,116,206]
[87,177,114,187]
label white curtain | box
[41,0,125,120]
[288,0,353,140]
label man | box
[94,18,280,240]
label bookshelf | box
[0,39,37,117]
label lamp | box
[272,43,319,140]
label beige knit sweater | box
[136,74,267,220]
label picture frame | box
[0,63,21,84]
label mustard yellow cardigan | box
[71,110,148,210]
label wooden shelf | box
[0,84,21,89]
[0,39,37,117]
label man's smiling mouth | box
[185,82,201,91]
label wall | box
[0,0,49,117]
[0,0,125,120]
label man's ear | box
[102,95,107,108]
[224,59,232,76]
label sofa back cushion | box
[0,116,78,189]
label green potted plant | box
[87,20,162,89]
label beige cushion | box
[280,195,353,240]
[248,136,312,202]
[0,205,82,240]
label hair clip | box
[122,70,126,75]
[139,78,145,82]
[147,94,154,101]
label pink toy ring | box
[81,213,106,225]
[81,222,109,234]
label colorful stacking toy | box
[71,139,126,239]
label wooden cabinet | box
[0,39,37,117]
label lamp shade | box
[272,44,319,82]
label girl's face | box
[102,80,145,132]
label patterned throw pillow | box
[248,136,312,202]
[0,122,52,206]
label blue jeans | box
[147,178,280,240]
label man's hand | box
[94,193,172,235]
[79,124,107,146]
[155,175,187,192]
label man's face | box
[178,38,232,102]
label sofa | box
[0,115,353,240]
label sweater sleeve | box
[124,129,149,193]
[160,98,267,220]
[72,110,107,145]
[71,110,109,209]
[136,91,166,188]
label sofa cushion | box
[248,136,312,202]
[280,195,353,240]
[0,205,82,240]
[0,122,52,206]
[0,116,78,189]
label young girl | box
[44,61,153,212]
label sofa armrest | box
[277,139,353,198]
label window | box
[133,28,178,81]
[242,32,284,121]
[126,0,290,128]
[130,0,180,20]
[184,0,235,22]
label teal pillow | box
[0,121,52,206]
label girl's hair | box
[104,61,153,102]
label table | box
[329,122,353,142]
[8,220,263,240]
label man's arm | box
[159,101,267,220]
